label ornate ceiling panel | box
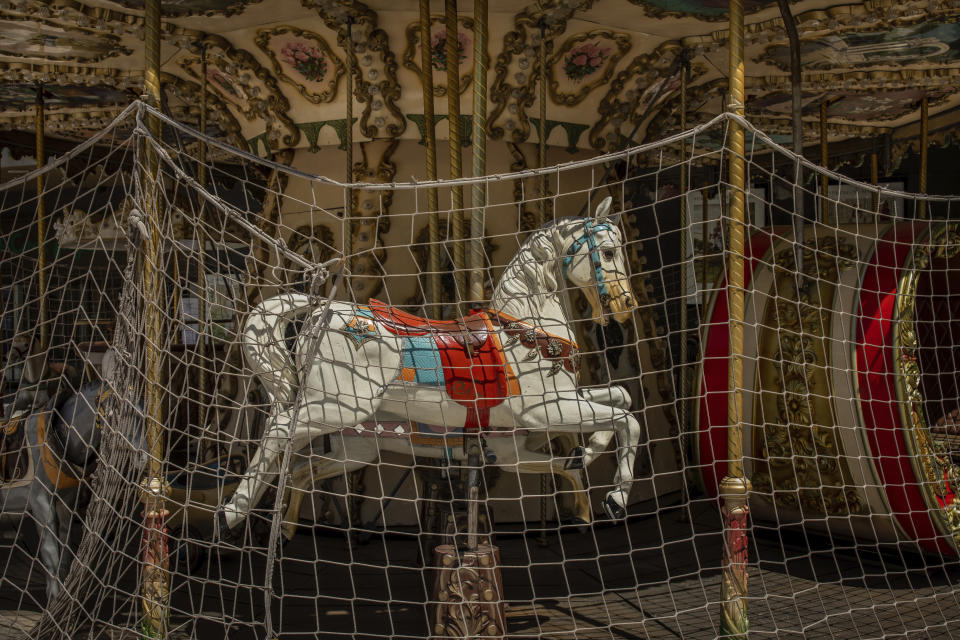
[488,0,596,144]
[0,18,130,63]
[301,0,405,139]
[176,34,300,150]
[402,15,486,97]
[101,0,264,18]
[629,0,777,21]
[255,25,345,104]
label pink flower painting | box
[280,40,328,82]
[564,41,611,82]
[429,29,469,71]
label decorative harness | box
[561,220,615,306]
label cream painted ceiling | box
[0,0,957,159]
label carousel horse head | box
[555,197,637,325]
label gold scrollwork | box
[753,237,865,517]
[402,16,486,97]
[895,222,960,548]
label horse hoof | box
[602,495,627,521]
[215,510,239,545]
[564,447,585,470]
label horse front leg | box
[578,385,631,410]
[29,487,62,603]
[512,396,642,520]
[220,406,297,531]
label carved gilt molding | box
[488,0,596,144]
[301,0,406,139]
[402,15,488,97]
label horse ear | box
[594,196,613,219]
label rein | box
[561,220,614,303]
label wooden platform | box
[2,500,960,639]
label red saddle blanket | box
[367,299,510,430]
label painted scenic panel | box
[760,21,960,70]
[633,0,774,19]
[0,21,127,62]
[0,85,131,112]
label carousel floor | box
[1,500,960,639]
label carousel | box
[0,0,959,639]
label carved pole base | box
[141,477,170,638]
[719,475,751,638]
[430,543,506,640]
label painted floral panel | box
[256,27,344,104]
[549,31,631,106]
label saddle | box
[0,414,27,483]
[367,299,489,352]
[366,300,507,430]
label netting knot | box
[305,263,330,306]
[127,208,149,246]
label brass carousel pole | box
[469,0,487,304]
[538,20,548,227]
[720,0,750,636]
[536,17,550,545]
[419,0,443,317]
[871,152,879,212]
[678,53,689,439]
[446,0,466,305]
[35,84,48,354]
[345,17,355,289]
[820,101,829,224]
[141,0,169,635]
[196,44,210,439]
[919,95,928,219]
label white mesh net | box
[0,101,958,639]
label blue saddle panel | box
[401,336,445,386]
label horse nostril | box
[599,293,611,307]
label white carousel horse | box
[219,197,642,532]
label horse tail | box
[242,293,314,406]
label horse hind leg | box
[220,398,383,532]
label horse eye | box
[602,249,615,261]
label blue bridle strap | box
[561,220,613,299]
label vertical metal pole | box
[196,45,210,433]
[776,0,804,272]
[35,85,48,353]
[345,18,355,289]
[678,55,689,436]
[720,0,750,636]
[538,21,548,228]
[919,95,928,219]
[446,0,465,304]
[469,0,487,304]
[820,101,829,224]
[419,0,443,317]
[141,0,169,636]
[870,152,879,211]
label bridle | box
[561,220,616,307]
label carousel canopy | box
[0,0,956,168]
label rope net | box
[0,101,959,639]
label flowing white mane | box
[491,217,587,321]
